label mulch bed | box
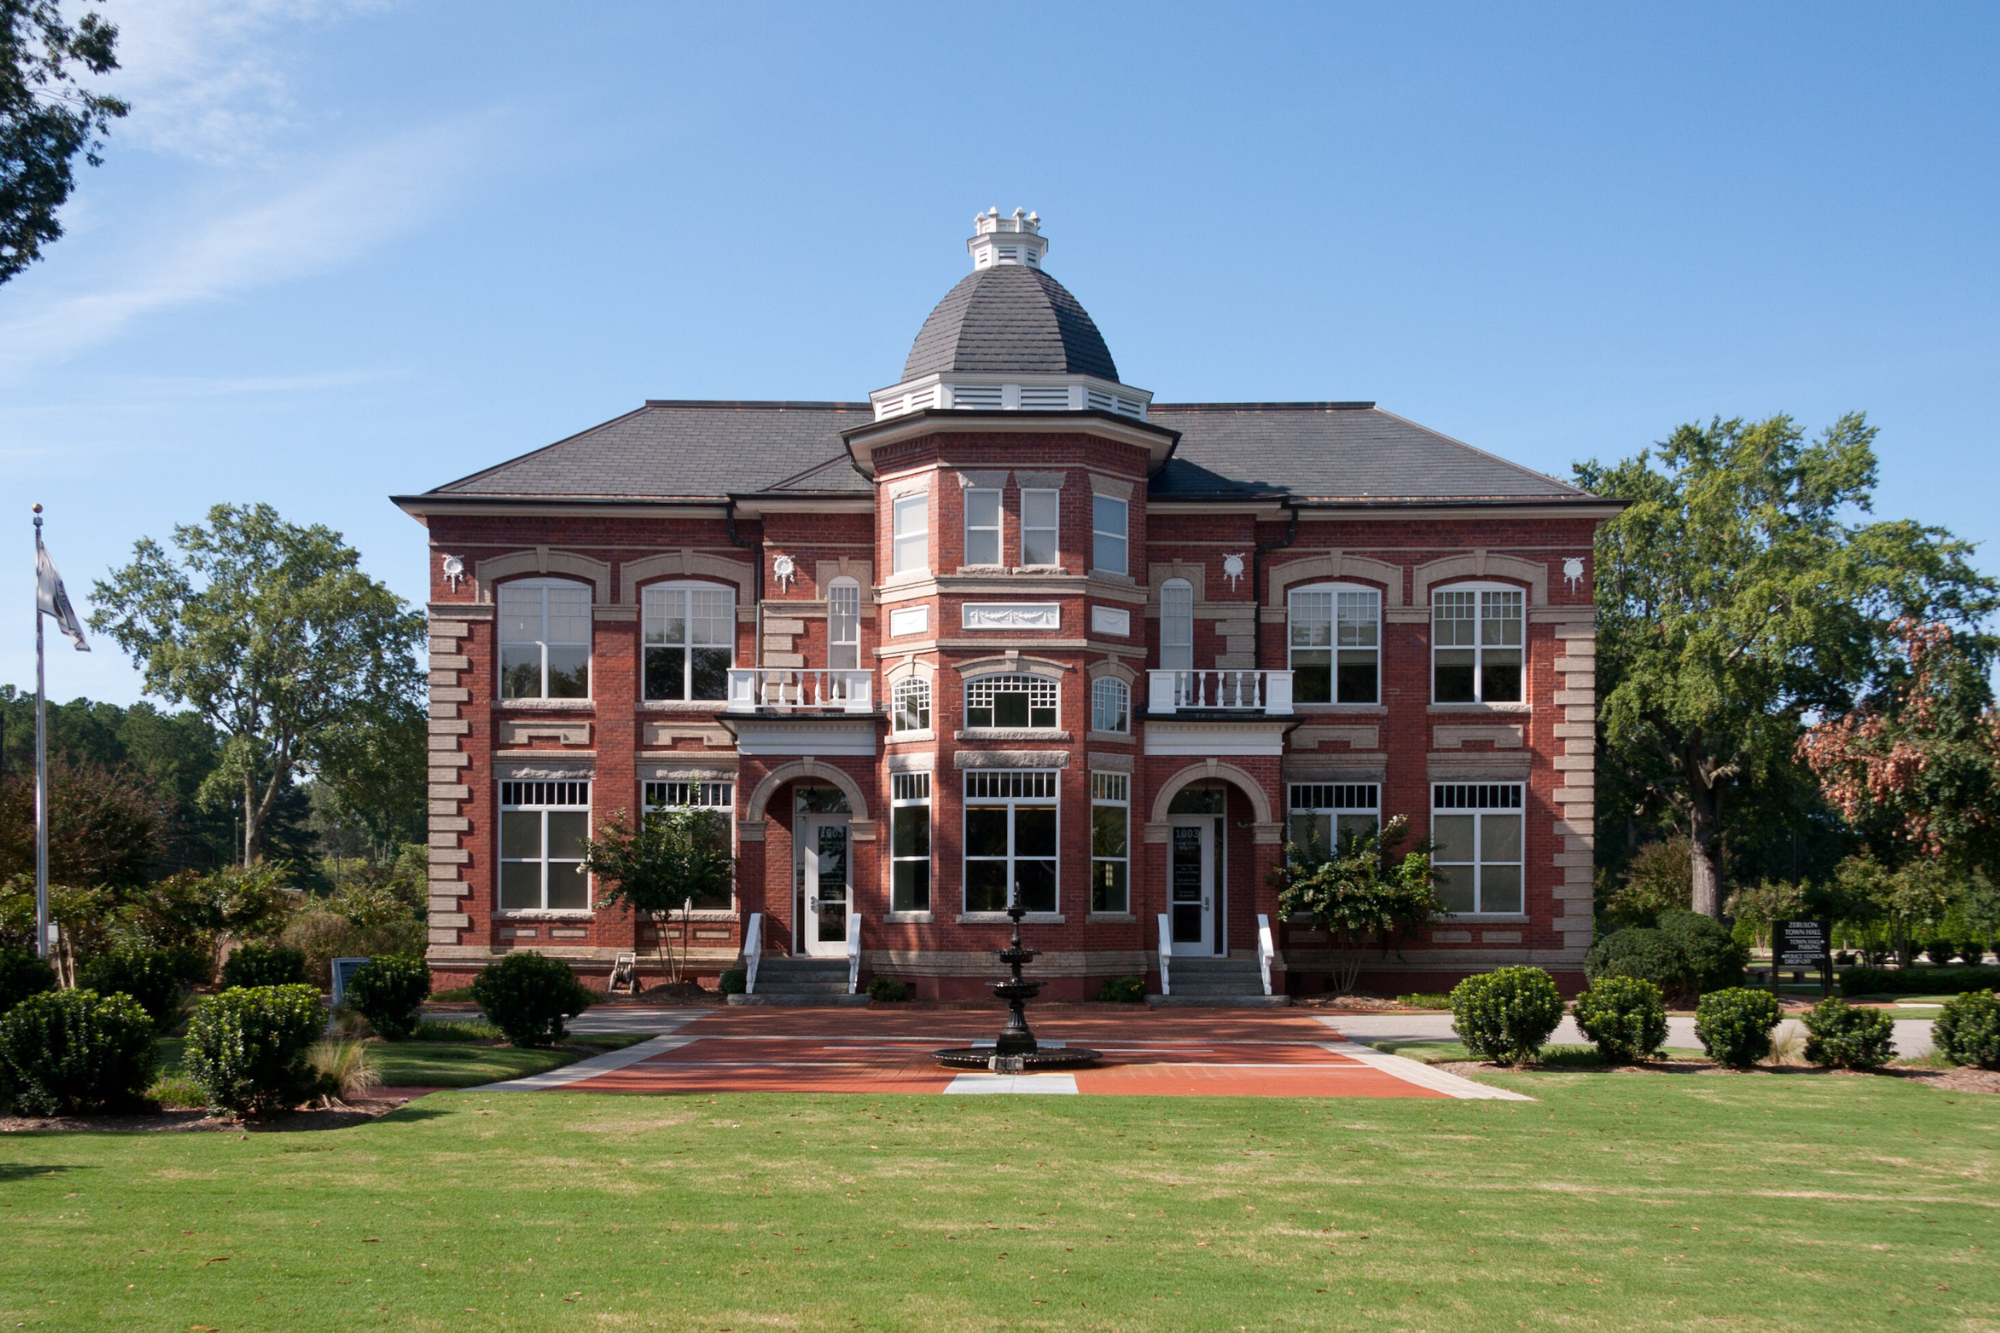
[1294,995,1434,1012]
[0,1095,428,1134]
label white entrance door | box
[1167,816,1215,956]
[799,816,851,958]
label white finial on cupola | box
[968,206,1047,270]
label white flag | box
[35,540,89,652]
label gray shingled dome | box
[901,264,1119,383]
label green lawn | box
[153,1033,648,1090]
[3,1070,1994,1331]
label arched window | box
[965,673,1058,730]
[642,581,735,701]
[828,577,861,670]
[1160,579,1194,670]
[1289,584,1380,703]
[498,578,591,699]
[892,676,932,732]
[1432,583,1524,703]
[1090,676,1129,733]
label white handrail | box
[727,668,875,713]
[1256,913,1275,997]
[846,911,863,995]
[1157,912,1174,997]
[743,913,762,995]
[1146,669,1293,715]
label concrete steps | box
[1148,957,1288,1008]
[727,957,869,1007]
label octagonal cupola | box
[870,210,1152,422]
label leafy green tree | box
[581,806,735,985]
[1576,414,1996,917]
[0,757,163,888]
[89,504,427,865]
[1271,816,1438,994]
[1,0,127,283]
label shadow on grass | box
[0,1162,93,1181]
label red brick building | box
[396,210,1616,1002]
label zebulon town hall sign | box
[395,211,1615,1002]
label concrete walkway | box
[1325,1011,1937,1059]
[567,1006,716,1034]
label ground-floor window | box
[499,780,590,910]
[1090,772,1129,913]
[964,770,1058,912]
[891,772,931,913]
[1431,783,1524,913]
[1287,783,1380,857]
[640,780,734,908]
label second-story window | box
[1160,578,1194,670]
[643,583,734,701]
[964,488,1002,566]
[1020,488,1059,566]
[1289,586,1381,703]
[1090,676,1129,733]
[892,493,928,574]
[498,578,591,699]
[892,676,931,732]
[1433,586,1525,703]
[1092,494,1128,575]
[828,578,860,670]
[966,673,1058,729]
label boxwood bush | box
[1801,997,1895,1069]
[718,969,746,995]
[78,947,203,1029]
[1933,990,2000,1070]
[0,946,56,1017]
[1571,975,1667,1063]
[184,984,327,1115]
[1449,966,1565,1065]
[470,952,595,1047]
[1837,965,1999,996]
[1694,987,1782,1068]
[1584,911,1746,1005]
[1095,975,1146,1003]
[0,988,157,1114]
[344,954,431,1040]
[220,944,308,990]
[866,976,910,1002]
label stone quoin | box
[394,208,1619,1002]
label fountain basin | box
[932,1046,1103,1073]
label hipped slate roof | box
[403,401,1594,507]
[901,265,1119,383]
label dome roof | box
[901,264,1119,383]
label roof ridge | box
[1152,401,1376,412]
[640,399,874,410]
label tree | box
[581,806,735,986]
[0,757,163,888]
[1576,414,1996,918]
[1269,816,1438,994]
[1,0,127,284]
[90,504,428,865]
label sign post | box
[1772,920,1833,997]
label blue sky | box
[5,1,1996,705]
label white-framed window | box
[1433,585,1525,703]
[965,673,1058,729]
[642,582,734,701]
[1090,675,1129,733]
[499,780,590,910]
[1091,771,1129,913]
[1160,578,1194,670]
[892,493,928,574]
[498,579,591,700]
[1289,586,1380,704]
[1287,783,1380,857]
[964,487,1002,566]
[642,780,734,810]
[891,772,931,913]
[828,578,861,670]
[964,769,1058,913]
[1021,488,1059,566]
[1092,494,1128,575]
[892,676,931,732]
[1432,783,1524,914]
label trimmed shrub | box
[1694,987,1782,1068]
[1837,965,2000,997]
[718,969,746,996]
[79,947,203,1029]
[1395,992,1453,1010]
[1096,975,1146,1003]
[1801,997,1895,1069]
[184,985,326,1115]
[1572,976,1668,1063]
[1924,939,1956,966]
[1933,990,2000,1070]
[867,976,910,1002]
[1584,928,1686,999]
[1587,913,1747,1004]
[0,988,156,1114]
[1958,941,1989,966]
[0,946,56,1016]
[220,944,308,990]
[344,955,431,1040]
[1655,911,1748,993]
[1449,966,1565,1065]
[470,952,595,1048]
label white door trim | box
[798,815,852,958]
[1166,815,1216,957]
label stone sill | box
[955,729,1072,742]
[1085,913,1137,924]
[886,729,936,743]
[1426,703,1532,715]
[882,912,934,925]
[1439,913,1531,922]
[1292,703,1389,715]
[1086,729,1135,745]
[637,700,731,712]
[495,698,595,711]
[957,913,1066,926]
[496,910,595,922]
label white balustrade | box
[727,668,875,714]
[743,913,762,996]
[1146,669,1293,715]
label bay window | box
[1021,488,1059,566]
[1092,494,1128,575]
[964,488,1001,566]
[965,673,1058,730]
[892,493,928,574]
[964,769,1058,913]
[1091,771,1129,913]
[891,772,931,913]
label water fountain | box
[933,893,1101,1074]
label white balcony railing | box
[1147,669,1292,715]
[726,668,875,714]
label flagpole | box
[32,505,49,963]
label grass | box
[1375,1040,1714,1066]
[147,1032,650,1094]
[3,1072,1994,1331]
